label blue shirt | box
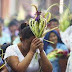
[0,32,11,45]
[46,43,68,72]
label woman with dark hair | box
[4,23,52,72]
[43,30,62,52]
[43,30,68,72]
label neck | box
[51,43,57,49]
[18,43,29,57]
[21,47,29,56]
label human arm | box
[36,38,53,72]
[6,51,34,72]
[5,38,39,72]
[39,51,53,72]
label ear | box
[20,37,23,42]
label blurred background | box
[0,0,72,45]
[0,0,72,19]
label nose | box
[51,37,55,41]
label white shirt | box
[60,26,72,72]
[4,44,40,72]
[60,26,72,51]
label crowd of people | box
[0,16,72,72]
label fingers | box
[32,38,37,43]
[36,43,44,48]
[33,39,43,48]
[35,40,42,45]
[31,38,44,51]
[32,38,42,44]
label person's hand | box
[30,38,40,53]
[38,40,44,52]
[30,38,44,53]
[33,38,44,52]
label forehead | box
[49,32,57,36]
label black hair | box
[19,22,29,36]
[20,26,34,39]
[19,23,27,31]
[49,18,59,24]
[8,20,18,27]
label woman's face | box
[49,32,58,44]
